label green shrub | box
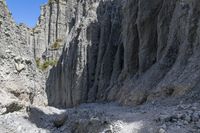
[56,38,63,42]
[35,58,41,68]
[51,41,60,49]
[39,59,58,71]
[40,61,50,71]
[48,60,58,66]
[51,39,63,50]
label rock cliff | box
[0,0,46,114]
[2,0,200,132]
[46,0,200,108]
[32,0,67,61]
[2,0,200,111]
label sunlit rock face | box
[46,0,200,108]
[32,0,68,61]
[0,0,47,114]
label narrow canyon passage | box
[1,0,200,132]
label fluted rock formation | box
[32,0,69,61]
[1,0,200,109]
[2,0,200,132]
[46,0,200,108]
[46,0,122,107]
[119,0,200,106]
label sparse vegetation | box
[56,38,63,42]
[50,39,63,50]
[40,61,50,70]
[35,58,41,68]
[35,58,58,71]
[51,41,60,49]
[40,59,58,70]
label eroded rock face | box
[46,0,123,107]
[0,0,47,113]
[1,0,200,110]
[1,0,200,132]
[46,0,200,107]
[32,0,70,61]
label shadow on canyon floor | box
[24,107,67,131]
[24,104,158,133]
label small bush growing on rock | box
[48,59,58,66]
[35,58,41,68]
[39,59,58,71]
[51,39,63,50]
[40,61,50,70]
[56,38,63,42]
[51,42,60,50]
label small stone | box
[5,71,10,74]
[0,107,6,115]
[183,120,189,125]
[159,115,171,122]
[15,63,25,72]
[161,124,167,129]
[176,126,181,129]
[17,126,22,132]
[192,112,199,122]
[176,113,183,119]
[10,53,16,58]
[177,121,183,126]
[104,129,112,133]
[185,115,191,122]
[177,105,185,110]
[53,113,67,128]
[191,106,197,111]
[159,128,166,133]
[5,49,11,54]
[14,70,18,74]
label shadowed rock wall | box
[44,0,200,107]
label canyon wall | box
[46,0,123,107]
[0,0,46,114]
[33,0,71,61]
[46,0,200,108]
[1,0,200,109]
[1,0,200,132]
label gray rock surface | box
[0,102,200,133]
[0,0,47,113]
[46,0,200,108]
[32,0,69,61]
[1,0,200,132]
[46,0,123,107]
